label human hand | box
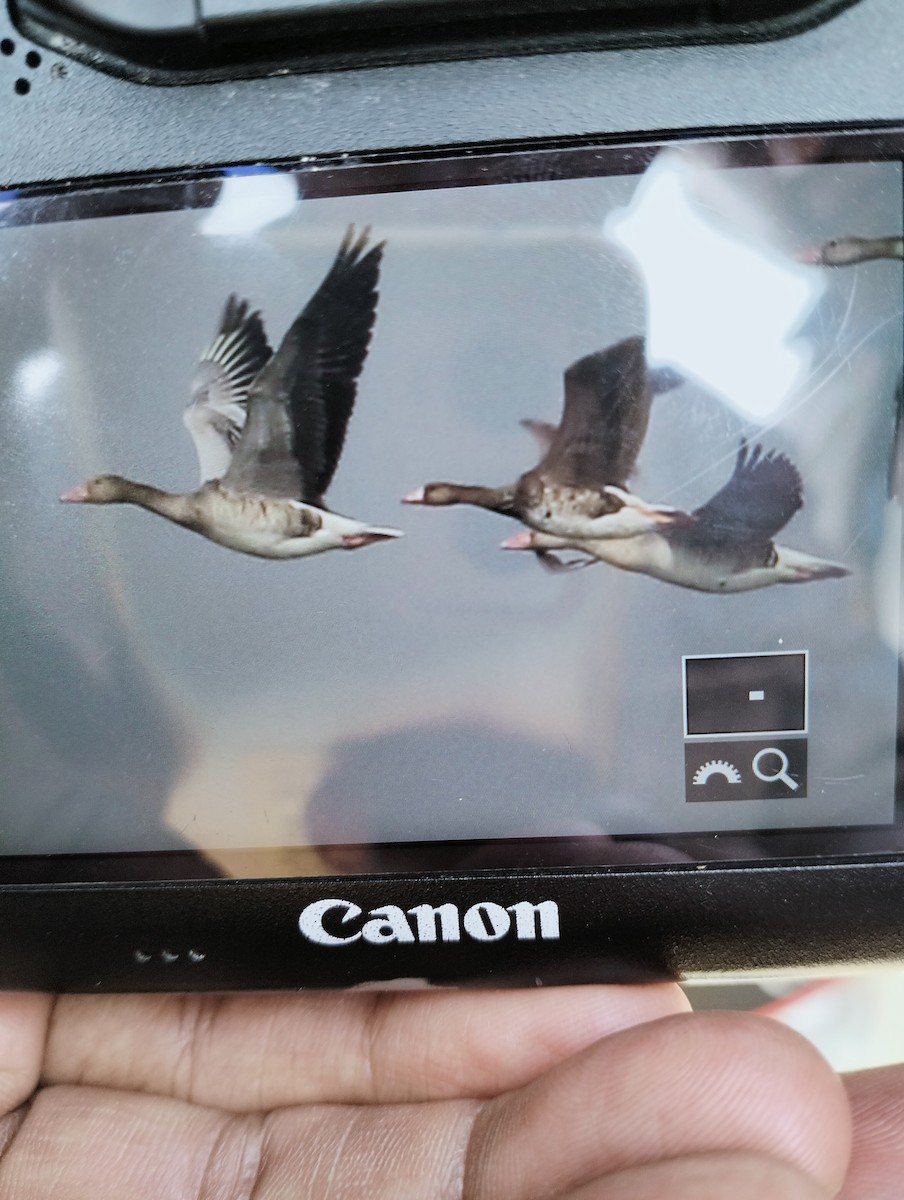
[0,983,898,1198]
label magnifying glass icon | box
[752,747,799,791]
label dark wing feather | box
[223,227,383,503]
[691,441,803,546]
[185,296,273,482]
[536,335,652,487]
[519,418,559,454]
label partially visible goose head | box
[798,235,904,266]
[61,475,135,504]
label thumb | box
[0,993,53,1116]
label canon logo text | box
[298,898,560,946]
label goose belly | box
[521,489,650,540]
[529,507,659,539]
[200,495,339,560]
[205,521,337,559]
[644,548,778,593]
[581,533,681,579]
[582,536,775,592]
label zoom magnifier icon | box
[751,747,799,791]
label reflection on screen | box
[0,134,901,880]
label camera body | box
[1,0,904,992]
[3,0,900,191]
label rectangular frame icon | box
[682,651,809,740]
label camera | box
[1,0,903,992]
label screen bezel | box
[1,119,903,886]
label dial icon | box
[692,759,742,786]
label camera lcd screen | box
[1,129,902,882]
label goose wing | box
[184,295,272,482]
[222,227,383,504]
[690,441,803,551]
[520,418,558,454]
[535,335,652,487]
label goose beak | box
[501,531,534,551]
[796,245,824,265]
[402,488,425,505]
[60,484,89,503]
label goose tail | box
[778,547,852,583]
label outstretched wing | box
[692,441,803,545]
[184,295,272,482]
[223,227,383,504]
[536,335,652,487]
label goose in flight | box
[404,335,687,540]
[799,235,904,267]
[502,442,850,593]
[62,227,403,560]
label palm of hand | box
[0,985,897,1198]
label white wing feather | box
[184,297,272,483]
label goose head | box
[798,236,899,267]
[61,475,135,504]
[804,237,863,266]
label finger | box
[3,1015,849,1200]
[0,1102,838,1200]
[0,1111,27,1159]
[0,1084,479,1200]
[0,1086,258,1200]
[558,1153,832,1200]
[840,1063,904,1199]
[0,993,53,1115]
[465,1012,851,1200]
[44,983,689,1109]
[2,1097,829,1200]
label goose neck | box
[121,481,198,527]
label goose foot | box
[535,550,596,574]
[341,531,403,550]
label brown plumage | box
[405,334,686,541]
